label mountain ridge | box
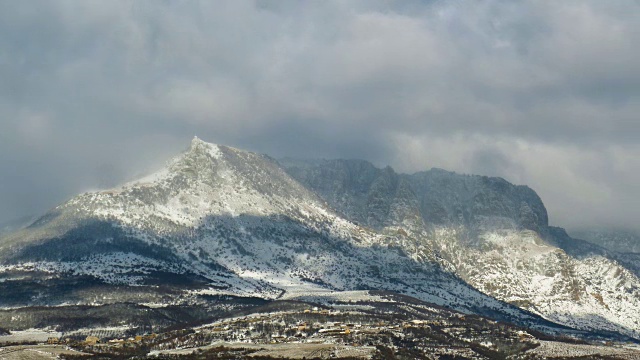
[281,157,640,338]
[1,138,638,340]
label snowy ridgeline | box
[0,137,639,341]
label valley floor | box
[0,344,89,360]
[3,299,640,359]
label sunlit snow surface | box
[451,227,640,337]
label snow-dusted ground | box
[528,340,640,358]
[280,290,391,303]
[430,226,640,338]
[0,329,61,344]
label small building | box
[85,336,100,345]
[47,337,59,344]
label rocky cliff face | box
[283,159,640,338]
[282,160,548,234]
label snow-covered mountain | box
[0,138,555,331]
[283,159,640,339]
[0,138,638,340]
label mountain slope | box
[282,159,640,339]
[0,138,561,333]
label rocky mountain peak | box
[2,141,640,340]
[188,136,224,159]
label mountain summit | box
[1,138,639,339]
[1,139,530,320]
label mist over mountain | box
[1,138,639,345]
[570,228,640,254]
[0,215,36,236]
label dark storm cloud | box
[0,0,638,231]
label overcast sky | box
[0,0,638,232]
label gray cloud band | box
[0,0,638,231]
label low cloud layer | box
[1,1,638,231]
